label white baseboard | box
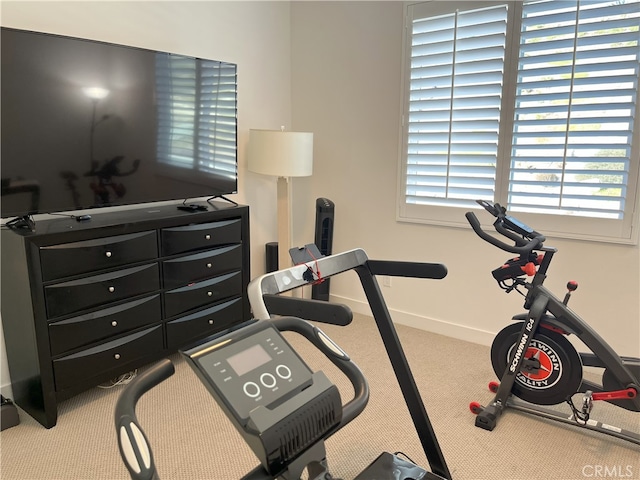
[330,294,495,347]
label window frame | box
[397,0,640,245]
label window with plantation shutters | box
[510,0,639,220]
[155,54,237,181]
[399,0,640,243]
[405,3,508,209]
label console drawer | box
[164,271,242,318]
[49,295,162,356]
[45,263,160,318]
[53,325,163,390]
[166,297,242,349]
[40,231,158,281]
[162,244,242,289]
[161,219,241,256]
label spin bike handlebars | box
[465,200,546,255]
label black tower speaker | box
[266,242,278,273]
[312,198,334,301]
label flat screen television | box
[1,27,238,222]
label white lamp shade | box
[248,129,313,177]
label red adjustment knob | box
[521,262,537,276]
[567,280,578,292]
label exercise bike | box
[465,200,640,446]
[115,247,453,479]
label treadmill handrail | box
[248,248,369,319]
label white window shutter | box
[509,0,640,220]
[406,4,508,209]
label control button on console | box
[260,373,277,388]
[276,364,292,380]
[243,382,260,398]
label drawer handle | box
[208,320,214,325]
[111,321,118,327]
[105,251,112,258]
[108,286,115,293]
[205,234,211,240]
[207,291,213,297]
[206,263,212,268]
[114,353,121,360]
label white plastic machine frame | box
[248,249,368,320]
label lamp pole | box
[277,176,293,272]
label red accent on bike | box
[488,381,499,393]
[520,346,554,381]
[469,402,483,414]
[592,388,637,401]
[521,262,537,276]
[566,281,578,291]
[540,323,570,335]
[536,254,544,265]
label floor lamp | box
[248,128,314,272]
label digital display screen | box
[505,215,534,234]
[227,344,272,377]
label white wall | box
[1,1,639,397]
[290,1,640,357]
[0,0,293,396]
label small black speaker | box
[266,242,278,273]
[312,198,334,301]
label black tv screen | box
[1,27,238,219]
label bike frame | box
[477,246,640,445]
[521,248,639,404]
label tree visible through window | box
[400,0,640,242]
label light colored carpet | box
[1,314,638,479]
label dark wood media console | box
[0,202,250,428]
